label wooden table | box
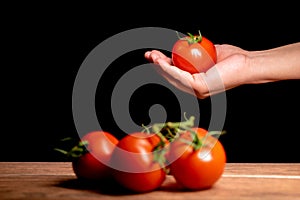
[1,162,299,200]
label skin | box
[145,42,300,99]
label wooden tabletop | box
[1,162,300,200]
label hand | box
[145,42,300,99]
[145,44,251,99]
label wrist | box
[247,50,278,84]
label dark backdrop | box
[3,3,300,162]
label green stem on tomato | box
[54,140,88,158]
[152,130,171,174]
[151,115,195,141]
[176,30,203,45]
[190,129,202,151]
[141,124,151,134]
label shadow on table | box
[55,176,212,195]
[55,178,136,196]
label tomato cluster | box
[58,115,226,193]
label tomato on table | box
[172,31,217,74]
[109,132,168,193]
[168,127,226,190]
[67,131,119,180]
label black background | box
[3,3,300,162]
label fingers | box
[144,50,172,65]
[154,59,198,96]
[145,50,191,83]
[155,58,211,99]
[156,59,191,84]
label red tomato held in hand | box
[72,131,119,180]
[172,31,217,74]
[110,132,167,193]
[168,127,226,190]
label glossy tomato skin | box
[72,152,109,180]
[110,132,167,193]
[72,131,119,180]
[172,36,217,74]
[168,128,226,190]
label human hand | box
[145,44,251,99]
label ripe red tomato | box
[109,132,167,193]
[72,131,119,180]
[168,127,226,190]
[172,31,217,74]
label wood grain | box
[1,162,300,200]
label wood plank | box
[0,162,74,175]
[224,163,300,176]
[0,162,300,200]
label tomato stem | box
[191,129,202,150]
[151,115,195,142]
[175,30,203,45]
[141,124,151,134]
[54,140,89,158]
[150,113,224,151]
[150,114,197,172]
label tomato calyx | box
[176,30,203,45]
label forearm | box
[249,42,300,83]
